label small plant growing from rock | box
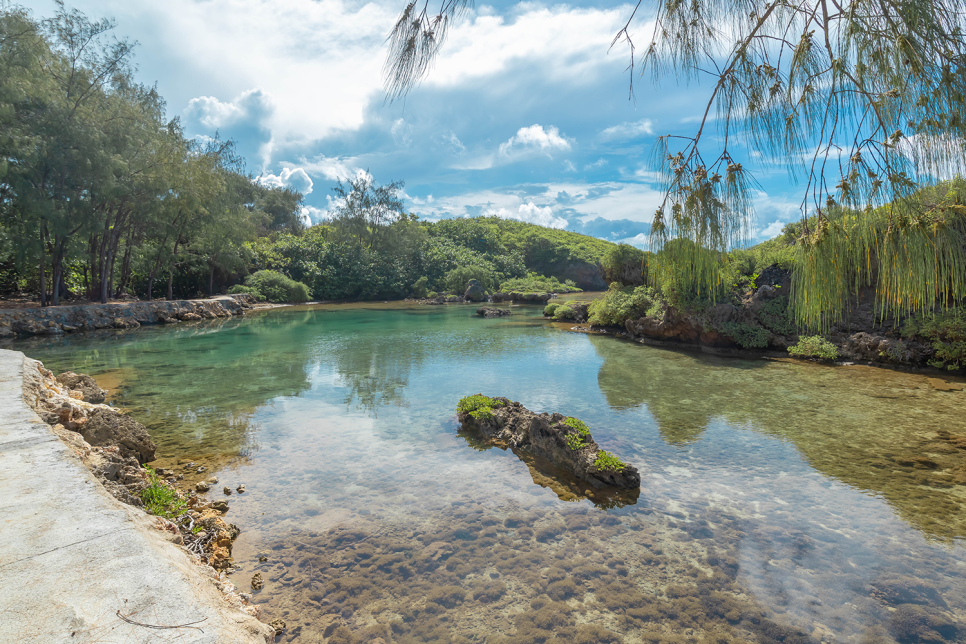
[141,466,188,519]
[594,451,627,472]
[457,394,504,421]
[788,336,839,361]
[563,417,591,450]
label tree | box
[384,0,966,328]
[328,174,405,251]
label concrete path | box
[0,350,271,643]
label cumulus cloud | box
[258,167,314,195]
[758,220,785,239]
[184,88,275,129]
[484,202,568,229]
[599,119,654,139]
[301,156,369,182]
[500,124,572,157]
[301,205,327,225]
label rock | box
[258,555,268,562]
[236,484,246,494]
[476,306,511,318]
[756,264,791,289]
[464,280,486,302]
[212,500,229,513]
[223,486,232,495]
[491,292,552,303]
[112,317,139,329]
[457,397,640,490]
[179,312,203,321]
[55,372,107,403]
[196,481,211,492]
[78,408,156,464]
[269,619,286,634]
[251,572,264,590]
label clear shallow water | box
[18,302,966,644]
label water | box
[18,302,966,644]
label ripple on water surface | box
[18,302,966,643]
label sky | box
[20,0,804,246]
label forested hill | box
[245,216,618,302]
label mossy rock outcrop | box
[455,395,640,490]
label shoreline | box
[0,350,276,642]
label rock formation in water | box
[476,306,511,318]
[456,395,640,490]
[490,292,553,303]
[464,280,486,302]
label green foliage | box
[717,321,770,348]
[499,273,581,293]
[226,284,265,301]
[141,467,187,520]
[564,417,590,436]
[601,244,648,286]
[552,306,576,321]
[594,451,627,473]
[566,433,586,451]
[588,284,662,327]
[902,309,966,370]
[649,239,732,311]
[456,394,504,421]
[443,266,497,293]
[543,303,560,317]
[788,336,840,361]
[755,296,796,336]
[411,276,429,299]
[242,270,311,303]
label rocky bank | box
[0,294,255,337]
[19,357,277,641]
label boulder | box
[476,307,511,318]
[79,408,156,464]
[492,292,552,303]
[457,397,640,490]
[464,280,486,302]
[56,372,107,404]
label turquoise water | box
[18,302,966,643]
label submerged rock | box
[476,306,511,318]
[456,396,640,490]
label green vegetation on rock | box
[788,336,840,361]
[456,394,504,421]
[902,309,966,370]
[499,273,581,294]
[141,467,188,520]
[588,284,662,327]
[715,321,771,349]
[228,270,311,303]
[594,451,627,473]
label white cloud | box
[300,156,369,182]
[600,119,654,139]
[499,124,572,157]
[584,158,608,170]
[443,132,466,154]
[759,220,785,239]
[624,233,649,248]
[301,205,327,225]
[184,88,275,130]
[485,203,568,229]
[258,167,314,195]
[563,160,577,172]
[391,118,413,147]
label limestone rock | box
[457,397,640,490]
[476,306,511,318]
[79,408,156,464]
[56,372,107,403]
[464,280,486,302]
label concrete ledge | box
[0,349,272,643]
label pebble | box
[236,484,246,494]
[223,487,232,495]
[251,572,263,590]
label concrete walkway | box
[0,350,271,643]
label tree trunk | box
[209,267,214,296]
[167,269,173,301]
[39,223,47,307]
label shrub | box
[594,451,627,472]
[755,295,796,335]
[141,467,188,519]
[499,273,582,293]
[456,394,504,421]
[239,270,311,303]
[902,309,966,370]
[412,276,429,299]
[564,417,590,436]
[717,321,771,348]
[443,266,498,293]
[601,244,648,286]
[588,284,661,327]
[552,305,576,321]
[788,336,839,361]
[543,303,560,317]
[226,284,265,301]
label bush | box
[443,266,498,293]
[543,303,560,317]
[552,305,576,321]
[226,284,265,301]
[717,321,771,348]
[141,467,188,519]
[788,336,839,361]
[588,284,662,327]
[902,309,966,370]
[499,273,582,293]
[456,394,504,421]
[412,276,429,299]
[594,451,627,472]
[755,295,796,335]
[238,270,311,303]
[601,244,648,286]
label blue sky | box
[22,0,803,245]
